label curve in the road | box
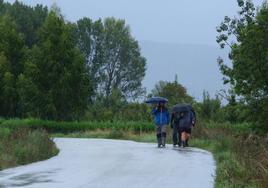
[0,138,216,188]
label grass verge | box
[191,122,268,188]
[1,118,267,187]
[0,127,59,170]
[0,118,154,133]
[54,122,268,188]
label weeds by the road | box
[0,118,154,133]
[191,122,268,188]
[1,118,267,187]
[54,122,268,188]
[0,128,59,170]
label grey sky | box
[5,0,265,100]
[6,0,264,45]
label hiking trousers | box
[156,125,167,146]
[172,124,181,145]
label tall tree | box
[76,17,146,105]
[0,16,24,117]
[20,11,90,120]
[76,18,104,102]
[1,0,48,47]
[101,18,146,102]
[0,16,24,76]
[217,0,268,130]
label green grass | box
[1,118,267,187]
[190,122,268,188]
[205,121,254,134]
[0,118,154,133]
[54,122,267,188]
[191,138,252,188]
[0,127,59,170]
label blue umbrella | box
[145,97,168,104]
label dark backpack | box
[179,111,193,128]
[173,111,182,124]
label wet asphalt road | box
[0,138,215,188]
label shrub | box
[0,128,59,170]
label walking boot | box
[186,139,189,147]
[182,141,186,148]
[157,133,162,148]
[162,132,167,148]
[178,132,182,147]
[173,132,178,147]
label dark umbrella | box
[172,104,193,113]
[145,97,168,104]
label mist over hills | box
[140,41,229,101]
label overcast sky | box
[6,0,264,45]
[5,0,265,100]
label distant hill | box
[140,41,229,101]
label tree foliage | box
[101,18,146,101]
[199,91,222,121]
[0,2,146,120]
[150,77,193,107]
[0,0,48,47]
[0,16,24,117]
[217,0,268,130]
[76,17,146,105]
[18,11,90,120]
[76,18,104,102]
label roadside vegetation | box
[53,122,268,188]
[1,118,267,187]
[0,127,59,170]
[0,119,154,133]
[0,0,268,188]
[192,122,268,188]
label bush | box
[108,127,124,139]
[0,128,59,170]
[0,127,11,138]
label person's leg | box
[172,124,178,146]
[181,131,187,147]
[185,138,189,147]
[185,129,192,147]
[161,125,167,147]
[178,129,182,146]
[156,126,162,147]
[185,134,190,147]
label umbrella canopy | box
[172,104,193,113]
[145,97,168,104]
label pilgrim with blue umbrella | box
[145,97,170,148]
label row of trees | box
[2,0,267,131]
[0,1,146,120]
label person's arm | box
[190,111,196,127]
[151,107,158,115]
